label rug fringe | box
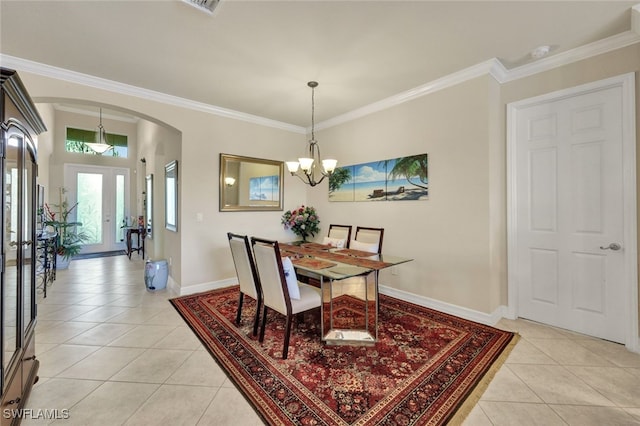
[446,333,521,425]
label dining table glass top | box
[278,241,412,280]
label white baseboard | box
[176,278,237,296]
[379,285,507,326]
[171,279,508,326]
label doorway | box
[65,164,130,254]
[507,73,638,350]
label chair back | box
[328,224,352,248]
[354,226,384,254]
[251,237,290,316]
[227,233,261,300]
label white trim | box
[379,285,506,326]
[2,29,639,133]
[500,31,640,83]
[316,59,498,131]
[0,55,305,135]
[506,73,639,353]
[176,278,237,296]
[168,278,507,325]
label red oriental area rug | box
[170,286,516,425]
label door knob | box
[599,243,622,251]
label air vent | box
[183,0,220,15]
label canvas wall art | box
[329,153,428,202]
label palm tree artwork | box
[329,153,428,202]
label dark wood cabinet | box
[1,68,46,426]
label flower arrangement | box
[281,205,320,241]
[43,187,89,260]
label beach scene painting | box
[329,153,428,202]
[249,175,280,201]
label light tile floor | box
[20,255,640,425]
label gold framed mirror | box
[220,153,284,212]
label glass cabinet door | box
[2,132,20,388]
[23,141,37,336]
[1,127,36,392]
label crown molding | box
[317,31,640,130]
[3,27,639,134]
[499,30,640,83]
[0,54,306,134]
[53,103,139,124]
[315,59,498,131]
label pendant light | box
[286,81,337,187]
[85,108,113,154]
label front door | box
[508,74,636,345]
[65,165,130,254]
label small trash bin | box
[145,259,168,291]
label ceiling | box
[1,1,638,127]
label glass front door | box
[65,165,130,254]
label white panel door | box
[514,83,626,343]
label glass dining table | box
[279,242,412,345]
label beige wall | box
[136,119,179,263]
[24,72,307,292]
[310,76,499,313]
[311,44,640,316]
[34,103,55,200]
[16,42,640,321]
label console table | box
[125,227,145,259]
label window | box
[65,127,128,157]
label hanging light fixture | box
[85,108,113,154]
[286,81,337,187]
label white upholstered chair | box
[351,226,384,255]
[323,224,352,248]
[335,226,385,298]
[251,237,321,359]
[227,232,262,336]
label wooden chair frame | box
[328,224,352,248]
[227,232,263,336]
[251,236,321,359]
[354,226,384,255]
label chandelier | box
[286,81,337,187]
[85,108,113,154]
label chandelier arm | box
[312,174,326,186]
[303,168,317,186]
[293,171,316,187]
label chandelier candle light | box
[286,81,337,187]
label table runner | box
[279,243,393,270]
[292,257,337,270]
[334,248,380,258]
[300,242,333,251]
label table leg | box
[126,229,133,259]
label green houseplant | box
[43,187,89,266]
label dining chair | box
[352,226,384,255]
[324,224,352,248]
[251,237,322,359]
[335,226,385,299]
[227,232,262,336]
